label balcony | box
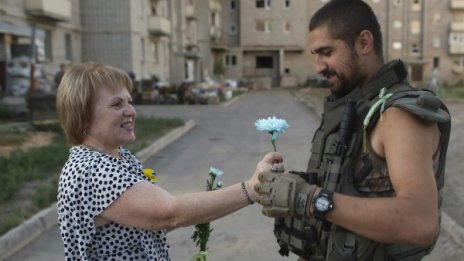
[210,26,222,40]
[451,21,464,31]
[148,16,171,36]
[451,0,464,10]
[185,5,196,20]
[449,43,464,54]
[25,0,71,21]
[209,0,222,12]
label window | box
[224,54,237,67]
[256,0,271,9]
[150,0,158,15]
[433,13,441,24]
[141,38,145,60]
[230,24,237,35]
[393,20,402,29]
[412,0,421,11]
[65,33,72,60]
[392,42,402,50]
[36,29,52,61]
[256,56,273,69]
[393,0,403,6]
[284,0,290,9]
[256,20,271,33]
[256,20,265,32]
[411,64,423,82]
[283,21,291,33]
[410,20,420,34]
[433,57,440,68]
[151,42,158,63]
[432,36,440,48]
[411,43,420,54]
[230,0,236,11]
[211,12,220,27]
[453,58,464,69]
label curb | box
[0,119,196,260]
[222,95,241,108]
[136,119,196,162]
[441,212,464,250]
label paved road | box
[6,90,464,260]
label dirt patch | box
[0,132,55,157]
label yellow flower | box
[143,168,157,183]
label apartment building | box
[0,0,81,93]
[2,0,464,94]
[80,0,171,84]
[366,0,455,86]
[234,0,312,88]
[219,0,464,88]
[168,0,227,85]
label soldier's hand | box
[254,172,317,217]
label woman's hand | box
[246,152,284,202]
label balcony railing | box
[449,43,464,54]
[451,21,464,31]
[185,5,196,19]
[451,0,464,10]
[210,26,222,40]
[25,0,71,21]
[209,0,221,12]
[148,16,171,36]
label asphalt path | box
[6,90,464,260]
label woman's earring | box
[83,129,88,136]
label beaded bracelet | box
[241,181,254,205]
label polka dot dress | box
[57,146,170,260]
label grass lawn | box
[0,116,183,236]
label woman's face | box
[87,85,136,150]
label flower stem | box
[271,140,277,152]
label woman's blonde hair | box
[56,62,133,146]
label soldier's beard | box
[327,60,365,99]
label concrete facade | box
[2,0,464,92]
[220,0,464,88]
[0,0,81,93]
[80,0,171,83]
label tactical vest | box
[274,60,451,261]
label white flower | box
[255,116,290,141]
[209,166,224,177]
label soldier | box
[255,0,451,260]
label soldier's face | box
[308,26,364,98]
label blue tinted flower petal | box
[209,166,224,177]
[254,116,290,133]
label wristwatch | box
[312,189,334,219]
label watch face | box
[315,197,330,211]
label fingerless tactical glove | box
[254,172,317,217]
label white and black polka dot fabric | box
[57,146,170,260]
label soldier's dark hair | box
[309,0,383,60]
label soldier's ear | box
[357,30,374,55]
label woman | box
[56,62,283,260]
